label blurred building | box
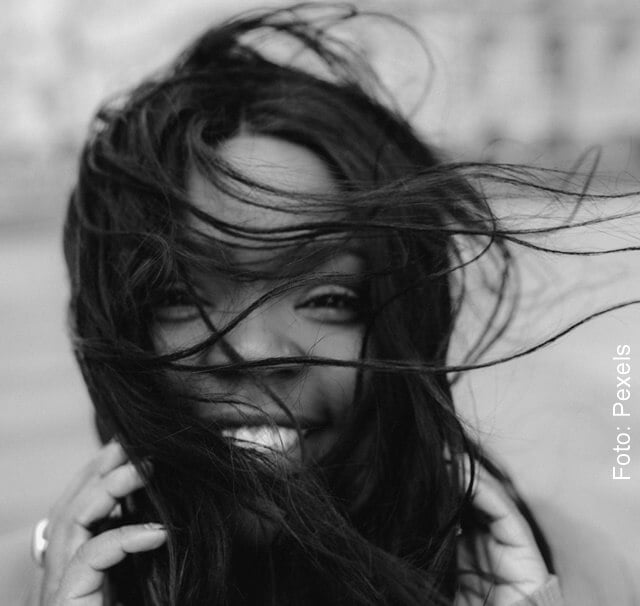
[1,0,640,225]
[1,5,640,602]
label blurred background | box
[1,0,639,603]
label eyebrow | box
[186,235,368,283]
[279,240,367,274]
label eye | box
[152,288,204,323]
[296,285,365,323]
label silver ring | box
[31,518,49,567]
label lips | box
[203,404,329,456]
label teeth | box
[221,425,301,454]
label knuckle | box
[106,463,144,494]
[113,525,131,542]
[89,450,108,472]
[72,539,93,564]
[46,513,77,542]
[120,462,139,482]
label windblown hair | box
[62,4,638,605]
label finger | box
[73,461,148,527]
[463,459,529,547]
[95,440,129,475]
[461,458,549,592]
[43,458,148,604]
[54,441,127,508]
[474,485,532,548]
[45,461,148,573]
[57,524,167,602]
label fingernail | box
[143,522,166,531]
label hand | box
[28,441,167,606]
[455,460,550,606]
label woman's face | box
[152,134,367,463]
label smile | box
[221,425,313,454]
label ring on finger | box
[31,518,50,567]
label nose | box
[204,305,304,382]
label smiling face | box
[151,134,368,463]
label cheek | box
[151,319,209,356]
[299,325,366,420]
[318,366,359,421]
[304,324,365,360]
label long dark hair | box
[63,4,637,605]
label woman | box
[29,4,583,604]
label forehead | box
[187,133,337,235]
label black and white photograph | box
[1,1,639,604]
